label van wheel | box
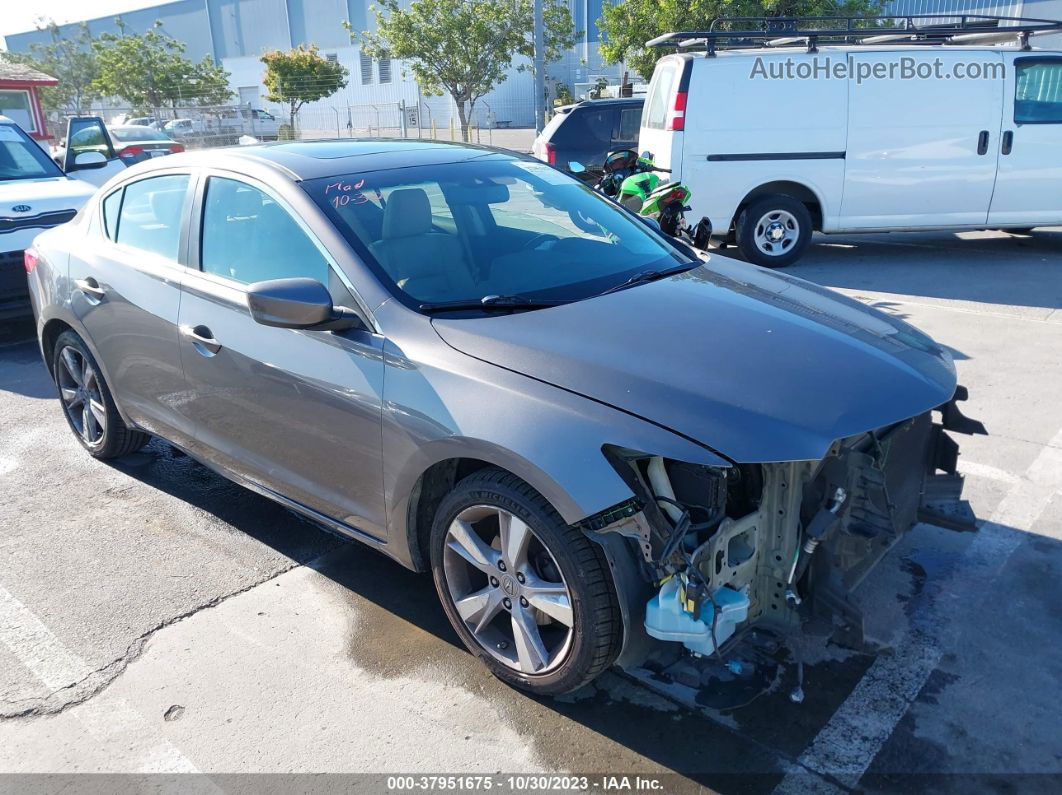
[430,468,622,695]
[737,195,813,268]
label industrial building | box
[4,0,1061,129]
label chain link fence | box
[47,101,537,154]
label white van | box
[640,34,1062,266]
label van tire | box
[737,195,813,268]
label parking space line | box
[774,426,1062,792]
[0,583,200,774]
[959,460,1020,486]
[0,586,94,691]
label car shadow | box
[779,227,1062,312]
[0,338,62,399]
[95,422,1062,793]
[99,438,884,793]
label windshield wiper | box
[593,263,696,298]
[419,295,568,313]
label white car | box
[639,18,1062,266]
[0,116,101,320]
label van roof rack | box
[646,15,1062,55]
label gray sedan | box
[25,140,983,696]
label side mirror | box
[246,277,364,331]
[71,151,108,170]
[568,161,586,174]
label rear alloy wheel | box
[430,468,621,694]
[52,331,149,459]
[737,194,813,268]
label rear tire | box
[52,330,149,459]
[430,468,622,695]
[737,194,813,268]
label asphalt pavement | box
[0,227,1060,793]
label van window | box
[1015,59,1062,124]
[115,174,189,260]
[643,63,677,130]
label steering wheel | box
[521,233,561,251]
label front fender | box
[380,333,728,567]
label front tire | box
[737,194,813,268]
[53,331,149,459]
[430,468,622,695]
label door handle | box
[977,130,990,156]
[74,277,105,301]
[1001,130,1013,156]
[180,324,222,356]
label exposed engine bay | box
[586,388,986,703]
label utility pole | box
[533,0,545,133]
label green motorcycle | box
[570,150,711,251]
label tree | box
[188,57,235,107]
[351,0,577,141]
[10,20,100,115]
[93,19,233,113]
[599,0,884,79]
[261,45,349,132]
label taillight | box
[24,248,40,274]
[544,141,556,166]
[169,143,185,153]
[120,146,145,160]
[666,91,687,132]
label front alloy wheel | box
[443,505,574,675]
[431,468,621,694]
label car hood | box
[431,257,957,463]
[0,177,96,215]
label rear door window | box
[101,189,122,240]
[553,108,617,146]
[115,174,189,260]
[643,63,677,130]
[617,107,641,142]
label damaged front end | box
[587,387,986,677]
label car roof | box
[122,138,525,181]
[561,97,644,111]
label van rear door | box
[638,57,690,178]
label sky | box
[1,0,161,40]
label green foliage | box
[350,0,577,140]
[10,21,100,115]
[598,0,885,79]
[261,45,349,131]
[93,19,233,111]
[554,82,575,106]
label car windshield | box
[303,155,691,311]
[110,126,170,142]
[0,123,65,181]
